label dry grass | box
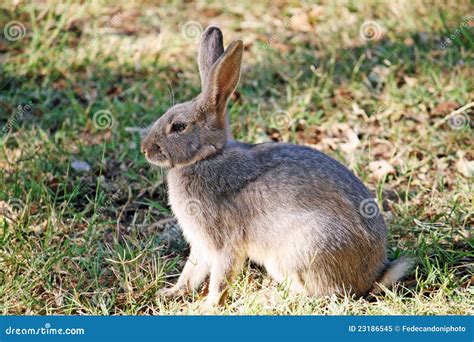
[0,0,472,315]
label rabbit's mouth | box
[144,147,172,167]
[146,157,172,168]
[141,143,173,168]
[144,151,172,168]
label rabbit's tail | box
[371,258,413,294]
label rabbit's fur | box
[141,26,410,308]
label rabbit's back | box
[168,141,388,295]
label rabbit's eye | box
[170,122,187,133]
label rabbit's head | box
[141,26,243,168]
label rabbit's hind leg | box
[286,272,310,294]
[264,259,310,294]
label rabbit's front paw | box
[198,289,226,313]
[198,299,218,314]
[159,286,186,299]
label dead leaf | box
[340,129,360,154]
[273,42,291,53]
[53,79,68,90]
[369,160,396,179]
[107,85,122,97]
[456,151,474,178]
[0,40,9,53]
[308,5,324,18]
[200,7,222,17]
[370,140,394,160]
[290,11,313,32]
[31,220,47,234]
[431,101,459,116]
[333,86,354,102]
[403,76,418,87]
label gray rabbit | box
[141,26,410,309]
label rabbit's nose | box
[141,142,148,156]
[141,142,161,156]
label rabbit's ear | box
[203,39,243,128]
[198,26,224,89]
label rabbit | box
[141,26,411,309]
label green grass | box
[0,0,473,315]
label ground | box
[0,0,472,315]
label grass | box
[0,0,472,315]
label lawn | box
[0,0,472,315]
